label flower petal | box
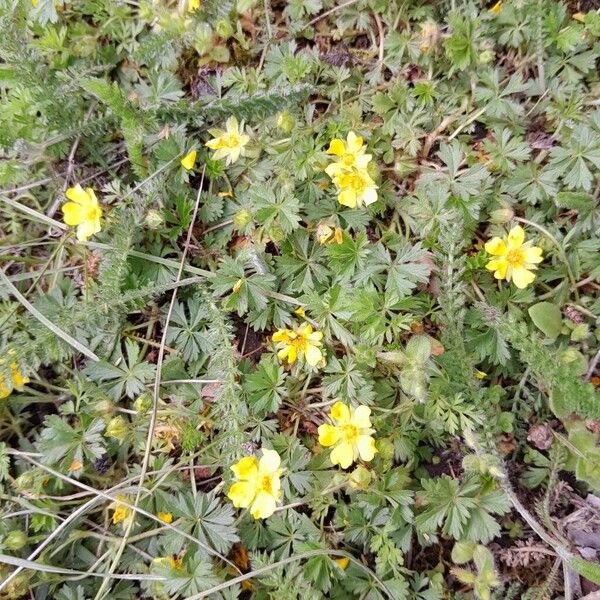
[231,456,258,480]
[351,405,372,429]
[484,237,507,256]
[62,202,85,226]
[227,481,256,508]
[304,343,322,367]
[362,186,378,206]
[65,184,90,205]
[250,491,277,519]
[522,245,543,264]
[76,220,98,241]
[318,423,340,447]
[346,131,363,153]
[327,139,346,156]
[330,401,350,424]
[511,266,536,289]
[258,449,281,475]
[486,258,507,279]
[181,150,197,170]
[330,441,354,469]
[507,225,525,249]
[337,188,357,208]
[357,435,377,462]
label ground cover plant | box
[0,0,600,597]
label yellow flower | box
[153,555,183,570]
[0,362,29,400]
[489,1,502,14]
[316,221,343,245]
[62,185,102,242]
[335,557,350,570]
[157,512,173,524]
[110,495,133,526]
[318,401,377,469]
[227,449,283,519]
[294,306,306,318]
[272,323,324,367]
[181,149,197,171]
[485,225,543,289]
[475,370,488,380]
[330,168,378,208]
[31,0,39,5]
[205,116,250,165]
[188,0,201,12]
[325,131,372,172]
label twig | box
[585,348,600,382]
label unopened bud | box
[233,208,251,229]
[276,111,294,133]
[4,530,27,551]
[106,416,128,440]
[348,465,372,490]
[490,207,514,224]
[146,209,164,229]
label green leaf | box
[528,302,562,339]
[245,357,287,416]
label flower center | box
[258,474,273,495]
[222,133,241,148]
[341,153,355,166]
[506,248,524,268]
[341,423,359,443]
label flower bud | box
[233,208,252,229]
[4,530,27,551]
[489,206,514,224]
[376,438,394,462]
[146,209,164,229]
[276,111,294,133]
[215,19,234,39]
[134,393,152,415]
[348,465,372,490]
[106,416,128,440]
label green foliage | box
[1,0,599,597]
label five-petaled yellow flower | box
[227,449,283,519]
[485,225,543,289]
[272,323,323,367]
[62,185,102,241]
[0,360,29,400]
[318,401,377,469]
[205,116,250,165]
[181,149,197,171]
[325,132,378,208]
[110,495,133,526]
[325,131,372,172]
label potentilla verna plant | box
[1,0,599,598]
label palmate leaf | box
[165,491,239,555]
[151,550,220,597]
[275,230,329,292]
[549,123,600,191]
[244,357,287,416]
[36,415,105,468]
[415,476,509,543]
[253,185,302,234]
[84,339,155,400]
[165,296,215,362]
[384,241,432,299]
[266,511,321,559]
